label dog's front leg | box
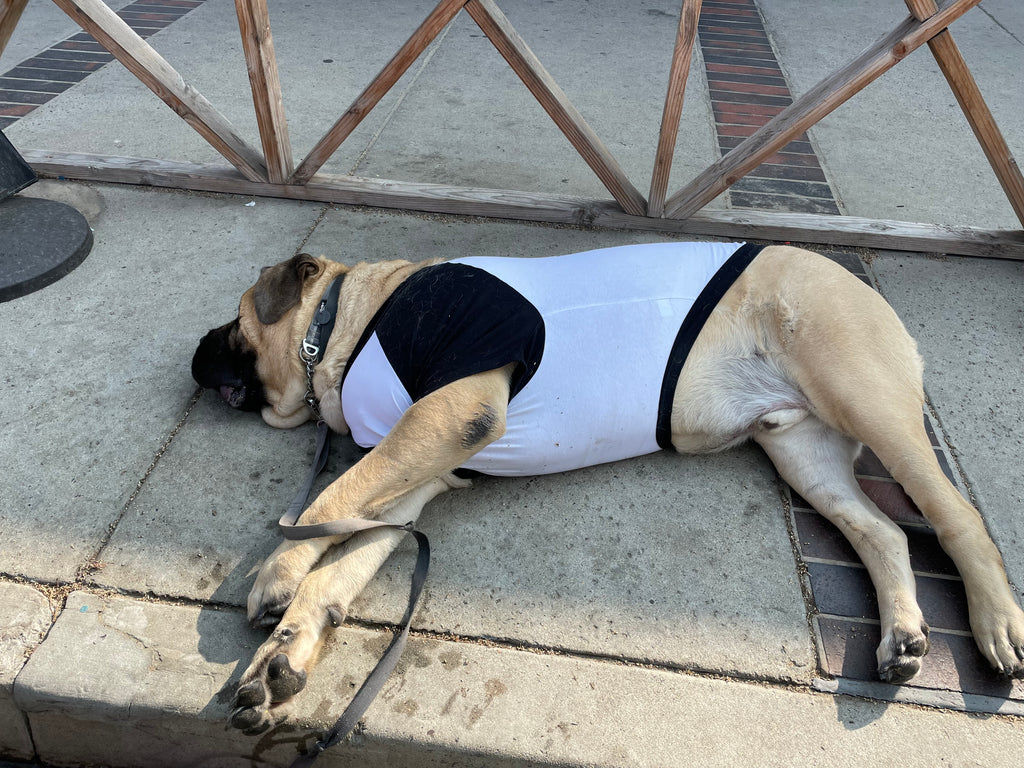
[247,365,511,629]
[230,474,463,733]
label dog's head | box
[192,253,344,428]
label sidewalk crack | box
[75,388,203,583]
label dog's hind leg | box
[755,415,930,682]
[817,391,1024,680]
[229,475,457,734]
[773,252,1024,679]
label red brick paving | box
[697,0,842,214]
[0,0,207,131]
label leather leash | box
[277,429,430,768]
[267,276,430,767]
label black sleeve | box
[364,263,545,402]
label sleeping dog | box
[192,241,1024,733]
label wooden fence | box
[2,0,1023,258]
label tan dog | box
[192,243,1024,733]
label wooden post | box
[235,0,292,184]
[904,0,1024,227]
[648,0,702,218]
[664,0,983,220]
[50,0,268,182]
[290,0,468,184]
[465,0,647,217]
[0,0,28,59]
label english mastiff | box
[192,241,1024,733]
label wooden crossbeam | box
[663,0,984,220]
[465,0,647,217]
[648,0,702,217]
[290,0,467,184]
[903,0,1024,227]
[24,150,1024,260]
[235,0,292,183]
[0,0,28,58]
[50,0,268,183]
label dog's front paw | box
[971,604,1024,679]
[877,621,930,684]
[248,542,322,627]
[229,624,318,733]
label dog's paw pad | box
[878,655,923,684]
[229,705,265,732]
[877,623,929,684]
[233,679,267,709]
[267,653,307,702]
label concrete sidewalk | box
[1,1,1023,766]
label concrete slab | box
[0,182,320,582]
[758,0,1024,229]
[0,583,52,761]
[868,251,1024,590]
[13,590,1024,768]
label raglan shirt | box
[340,242,762,476]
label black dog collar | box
[299,275,344,421]
[300,275,344,365]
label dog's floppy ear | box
[253,253,323,325]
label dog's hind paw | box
[971,606,1024,679]
[877,622,930,684]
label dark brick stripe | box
[698,0,841,214]
[790,401,1024,704]
[0,0,207,126]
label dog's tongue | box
[220,384,246,408]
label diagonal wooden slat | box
[50,0,268,182]
[904,0,1024,227]
[664,0,984,220]
[0,0,28,59]
[290,0,468,185]
[235,0,292,184]
[465,0,647,217]
[648,0,702,217]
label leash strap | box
[283,420,332,526]
[286,525,429,768]
[279,423,430,767]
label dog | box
[192,241,1024,733]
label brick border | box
[0,0,207,131]
[783,306,1024,710]
[698,0,841,214]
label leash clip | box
[301,339,320,361]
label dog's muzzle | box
[191,321,266,412]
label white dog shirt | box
[341,242,763,476]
